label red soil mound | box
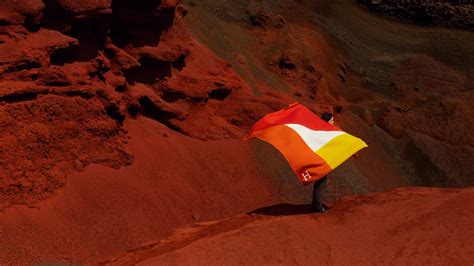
[106,187,474,265]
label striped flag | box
[245,103,367,185]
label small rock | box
[272,15,285,28]
[361,108,374,126]
[73,160,84,171]
[337,72,346,83]
[176,5,188,16]
[279,54,296,70]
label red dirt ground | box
[0,0,473,264]
[0,117,309,263]
[105,187,474,265]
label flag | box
[245,103,368,185]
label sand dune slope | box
[107,187,474,265]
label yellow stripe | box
[315,133,368,169]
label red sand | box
[0,117,308,263]
[0,0,473,263]
[107,187,474,265]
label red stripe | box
[249,124,332,185]
[247,103,339,135]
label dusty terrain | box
[106,187,474,265]
[0,0,473,264]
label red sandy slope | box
[0,117,309,263]
[106,187,474,265]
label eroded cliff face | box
[0,0,295,211]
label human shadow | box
[248,203,314,216]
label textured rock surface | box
[0,0,285,212]
[0,0,45,26]
[358,0,474,30]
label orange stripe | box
[250,124,332,185]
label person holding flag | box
[245,103,367,213]
[312,112,334,213]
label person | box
[311,112,334,213]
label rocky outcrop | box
[0,0,290,211]
[0,0,45,27]
[358,0,474,30]
[53,0,112,17]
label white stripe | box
[285,124,345,152]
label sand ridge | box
[106,187,474,265]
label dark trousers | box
[312,175,328,210]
